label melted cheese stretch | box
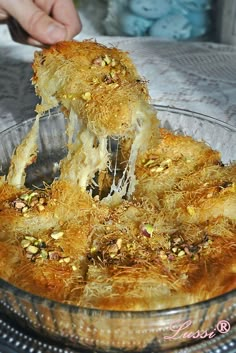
[60,109,109,190]
[59,103,158,200]
[7,115,40,188]
[106,103,158,201]
[5,104,158,203]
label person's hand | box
[0,0,82,46]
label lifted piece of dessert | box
[32,40,159,196]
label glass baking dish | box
[0,105,235,352]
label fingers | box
[7,17,43,47]
[0,8,8,21]
[50,0,82,39]
[2,0,82,45]
[34,0,54,15]
[6,0,67,44]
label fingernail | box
[47,23,67,42]
[28,38,43,47]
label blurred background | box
[76,0,236,44]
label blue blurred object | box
[175,0,212,11]
[120,10,153,36]
[129,0,172,20]
[106,0,212,40]
[149,12,192,40]
[186,9,211,37]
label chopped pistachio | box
[22,206,29,213]
[92,56,105,67]
[141,223,154,238]
[30,200,38,207]
[90,246,97,254]
[40,249,48,259]
[180,273,188,280]
[172,247,178,253]
[160,159,172,168]
[150,166,164,173]
[48,251,61,260]
[59,257,71,264]
[159,250,168,260]
[37,204,45,212]
[111,58,117,67]
[110,70,118,80]
[13,200,26,209]
[29,192,39,198]
[92,77,99,84]
[104,74,113,84]
[116,238,122,250]
[168,253,176,261]
[21,239,31,248]
[25,236,37,242]
[207,193,213,198]
[26,245,39,254]
[108,239,122,258]
[39,197,46,205]
[109,246,118,258]
[81,92,91,101]
[178,250,185,257]
[173,237,182,245]
[187,205,195,216]
[51,231,64,240]
[20,194,30,201]
[103,54,111,65]
[63,257,71,263]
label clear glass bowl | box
[0,106,235,353]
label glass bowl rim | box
[0,277,236,317]
[0,105,236,136]
[0,104,235,317]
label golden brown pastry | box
[0,40,235,312]
[32,40,151,137]
[32,40,159,193]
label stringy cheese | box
[7,115,39,188]
[60,109,109,189]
